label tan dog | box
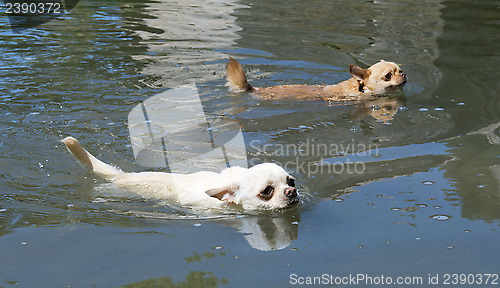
[226,57,407,101]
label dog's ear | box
[205,186,237,203]
[349,65,371,83]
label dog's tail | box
[61,136,122,179]
[226,57,254,92]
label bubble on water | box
[446,245,455,249]
[397,106,408,111]
[464,230,471,233]
[415,237,422,240]
[457,102,465,106]
[0,208,7,212]
[376,194,384,197]
[419,108,429,112]
[477,184,486,188]
[422,181,435,185]
[416,204,428,208]
[213,246,222,250]
[357,245,364,249]
[391,207,401,211]
[433,205,442,209]
[193,223,202,227]
[291,221,299,225]
[434,108,444,111]
[367,203,375,207]
[350,126,361,133]
[20,242,28,245]
[430,214,451,221]
[334,198,343,202]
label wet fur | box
[226,57,407,101]
[61,137,298,210]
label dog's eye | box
[384,72,392,81]
[259,185,274,200]
[287,177,295,187]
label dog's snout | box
[285,187,297,198]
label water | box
[1,0,500,287]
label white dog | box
[61,137,298,210]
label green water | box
[1,0,500,287]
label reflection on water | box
[132,0,248,86]
[120,271,228,288]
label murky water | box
[1,0,500,287]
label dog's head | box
[206,163,298,210]
[349,60,407,95]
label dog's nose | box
[285,187,297,198]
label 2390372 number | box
[443,274,499,285]
[5,2,62,14]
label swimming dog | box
[61,137,298,210]
[226,57,406,101]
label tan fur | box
[225,58,406,101]
[226,57,253,92]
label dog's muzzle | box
[285,187,297,198]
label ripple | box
[350,126,361,133]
